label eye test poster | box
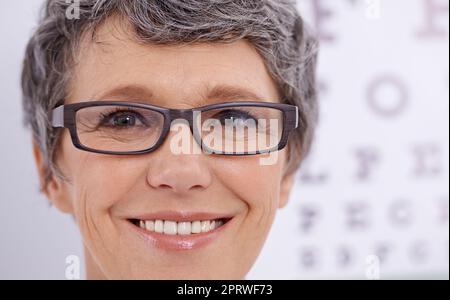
[0,0,448,280]
[248,0,449,279]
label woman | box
[21,0,318,279]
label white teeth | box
[136,219,225,235]
[164,221,177,235]
[191,221,202,234]
[154,220,164,233]
[145,220,154,231]
[201,220,210,233]
[177,222,191,235]
[139,220,145,229]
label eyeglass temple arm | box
[51,105,65,128]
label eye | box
[99,110,148,129]
[113,113,137,126]
[213,109,258,126]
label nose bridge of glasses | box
[168,108,195,124]
[166,108,203,150]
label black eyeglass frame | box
[50,101,299,156]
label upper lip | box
[127,211,234,222]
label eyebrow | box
[205,85,269,103]
[94,84,270,106]
[95,85,154,101]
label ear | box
[32,139,73,214]
[279,173,296,209]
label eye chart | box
[249,0,449,279]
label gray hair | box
[22,0,319,189]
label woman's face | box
[34,18,296,279]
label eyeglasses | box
[50,101,299,156]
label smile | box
[127,212,234,251]
[130,218,227,235]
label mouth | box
[126,213,234,251]
[128,218,230,235]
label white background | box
[0,0,448,279]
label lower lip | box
[127,219,232,251]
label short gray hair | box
[22,0,319,188]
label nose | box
[146,122,212,195]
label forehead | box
[68,17,280,107]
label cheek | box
[212,151,286,216]
[73,156,144,210]
[59,132,145,214]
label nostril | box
[158,184,172,190]
[152,182,207,193]
[146,160,212,194]
[190,184,206,191]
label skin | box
[33,17,297,279]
